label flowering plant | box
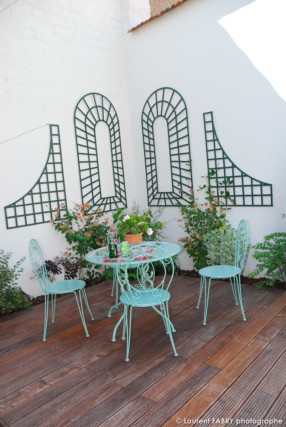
[112,207,164,241]
[179,180,232,270]
[51,203,109,278]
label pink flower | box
[123,215,130,221]
[147,228,153,236]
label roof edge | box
[128,0,188,33]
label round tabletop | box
[85,241,182,267]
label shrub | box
[0,250,31,315]
[179,180,232,270]
[249,232,286,288]
[51,203,109,278]
[205,224,236,266]
[45,253,102,285]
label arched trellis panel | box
[74,93,127,212]
[204,111,273,206]
[142,87,193,206]
[4,124,67,229]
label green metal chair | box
[111,242,178,362]
[28,239,94,341]
[197,219,250,326]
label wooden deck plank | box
[163,322,286,427]
[98,396,155,427]
[0,364,89,413]
[234,389,276,421]
[265,385,286,421]
[128,364,220,427]
[257,350,286,396]
[13,380,123,427]
[190,326,286,422]
[143,287,275,402]
[0,278,285,427]
[207,293,286,368]
[1,367,94,425]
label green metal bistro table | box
[85,241,182,317]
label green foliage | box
[179,180,232,270]
[45,251,102,284]
[249,232,286,288]
[51,203,109,277]
[101,267,114,281]
[205,224,236,266]
[112,207,164,241]
[0,250,31,315]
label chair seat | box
[120,289,170,307]
[43,279,86,294]
[199,265,241,279]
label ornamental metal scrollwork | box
[204,111,273,206]
[142,87,193,206]
[74,93,127,212]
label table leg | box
[108,268,122,317]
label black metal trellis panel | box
[204,111,273,206]
[142,87,193,206]
[74,93,127,212]
[4,124,67,229]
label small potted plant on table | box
[113,208,164,244]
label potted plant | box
[112,207,164,244]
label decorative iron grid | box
[204,112,273,206]
[74,93,127,212]
[4,124,67,229]
[142,87,193,206]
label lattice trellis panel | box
[5,124,67,229]
[142,87,193,206]
[74,93,127,212]
[204,111,273,206]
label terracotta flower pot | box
[124,232,143,245]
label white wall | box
[123,0,286,272]
[0,0,137,296]
[1,0,286,296]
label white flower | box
[123,215,130,221]
[147,228,153,236]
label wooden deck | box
[0,276,285,427]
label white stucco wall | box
[123,0,286,273]
[1,0,286,296]
[0,0,137,296]
[127,0,150,29]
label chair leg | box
[235,275,246,321]
[152,304,176,333]
[161,302,178,357]
[74,291,90,338]
[111,268,117,297]
[82,288,94,320]
[51,294,56,323]
[164,302,176,333]
[111,311,125,342]
[43,294,49,342]
[196,275,204,309]
[152,303,178,357]
[125,305,133,362]
[202,276,211,326]
[230,277,238,305]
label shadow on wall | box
[219,0,286,103]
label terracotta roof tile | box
[128,0,188,33]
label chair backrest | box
[28,239,50,289]
[116,242,175,306]
[234,220,250,271]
